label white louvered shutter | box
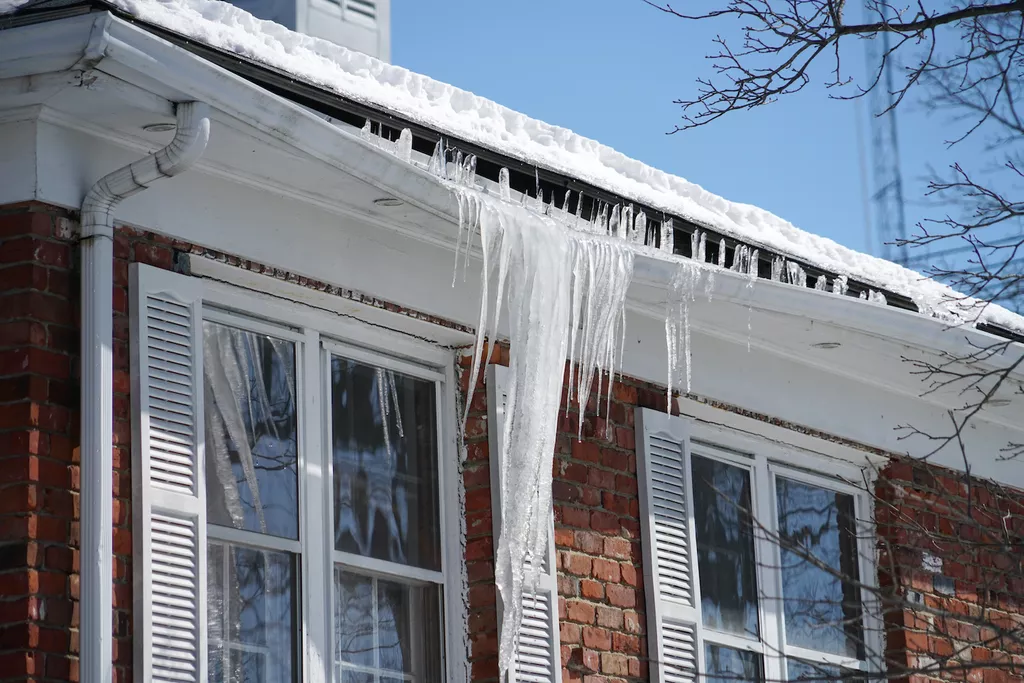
[130,263,207,683]
[486,363,562,683]
[636,408,701,683]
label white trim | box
[301,328,330,683]
[440,359,471,683]
[207,524,302,554]
[197,266,459,367]
[323,338,446,382]
[679,397,887,471]
[331,551,446,586]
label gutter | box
[79,100,210,683]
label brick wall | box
[877,459,1024,683]
[0,203,79,682]
[460,348,681,683]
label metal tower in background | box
[865,21,910,265]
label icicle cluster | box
[360,121,413,163]
[453,186,634,679]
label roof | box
[3,0,1022,338]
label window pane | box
[208,541,298,683]
[331,357,441,570]
[776,477,864,659]
[334,567,443,682]
[691,455,759,638]
[704,643,762,683]
[204,321,299,539]
[787,659,865,682]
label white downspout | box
[80,101,211,683]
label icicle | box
[622,205,635,242]
[859,290,868,300]
[833,275,849,296]
[747,250,759,278]
[869,290,887,305]
[453,186,635,681]
[815,275,829,291]
[498,167,511,202]
[452,151,464,184]
[610,205,625,240]
[771,257,784,282]
[690,230,705,262]
[461,154,477,188]
[666,262,700,405]
[660,217,675,254]
[731,245,747,272]
[396,128,413,163]
[575,191,584,220]
[360,118,374,140]
[698,232,706,262]
[717,239,726,268]
[786,261,806,287]
[428,139,446,178]
[633,210,646,244]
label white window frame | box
[640,409,883,683]
[199,275,467,683]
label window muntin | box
[776,477,864,660]
[204,320,302,683]
[691,455,760,640]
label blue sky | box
[392,0,984,259]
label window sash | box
[198,292,456,683]
[321,344,449,677]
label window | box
[637,409,876,683]
[129,264,459,683]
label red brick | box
[592,558,620,583]
[566,600,595,624]
[563,552,593,577]
[606,584,636,608]
[596,605,623,629]
[580,579,604,600]
[581,626,611,650]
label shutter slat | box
[132,265,206,683]
[488,364,561,683]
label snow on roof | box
[4,0,1022,333]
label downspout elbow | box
[79,100,210,683]
[81,101,211,238]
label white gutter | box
[79,100,210,683]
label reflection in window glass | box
[331,357,440,570]
[692,455,760,638]
[704,643,762,683]
[776,477,864,659]
[204,322,299,539]
[334,568,443,683]
[787,659,864,682]
[208,542,297,683]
